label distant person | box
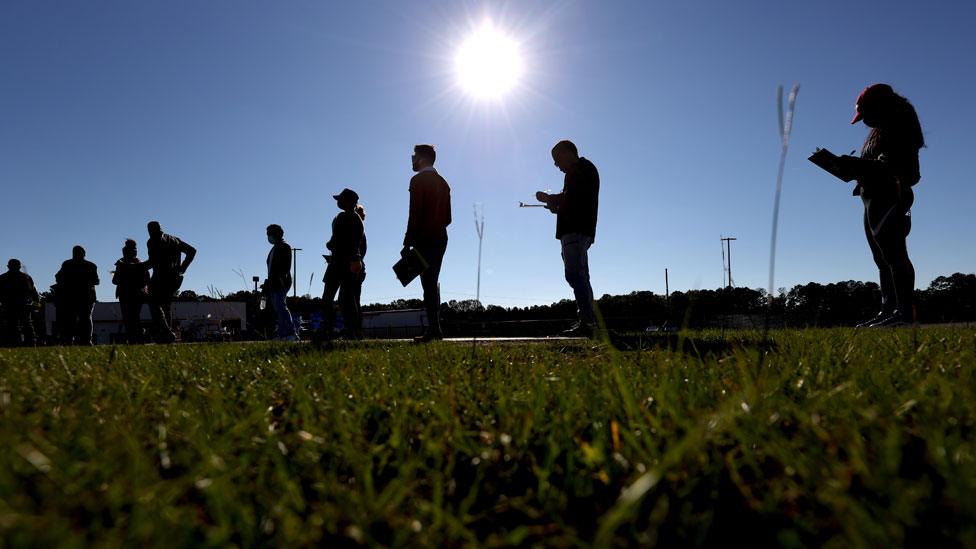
[838,84,924,328]
[536,140,600,336]
[0,259,39,346]
[145,221,196,343]
[263,224,298,341]
[402,144,451,342]
[320,189,364,340]
[55,245,100,345]
[112,239,149,343]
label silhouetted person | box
[55,245,99,345]
[320,189,364,340]
[0,259,39,346]
[145,221,196,343]
[838,84,923,327]
[345,204,368,339]
[263,224,298,341]
[403,144,451,342]
[536,140,600,336]
[112,239,149,343]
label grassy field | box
[1,328,975,547]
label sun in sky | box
[454,21,524,100]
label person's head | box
[266,224,284,244]
[333,188,359,211]
[122,238,137,258]
[412,144,436,172]
[147,221,163,239]
[354,204,366,221]
[7,259,21,272]
[551,140,580,174]
[852,84,924,151]
[72,245,86,260]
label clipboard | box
[392,248,429,287]
[808,148,856,182]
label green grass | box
[2,328,976,546]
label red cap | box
[851,83,894,124]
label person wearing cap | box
[145,221,196,343]
[263,224,298,341]
[402,144,452,342]
[112,239,150,343]
[0,259,39,346]
[536,140,600,337]
[319,188,365,340]
[55,245,100,345]
[836,84,924,328]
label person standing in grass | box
[112,239,149,343]
[837,84,924,328]
[320,188,364,340]
[263,224,298,341]
[536,140,600,337]
[345,203,368,339]
[145,221,196,343]
[0,259,39,346]
[402,144,451,342]
[55,245,100,345]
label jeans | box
[58,299,95,345]
[269,289,297,338]
[560,233,595,325]
[864,202,914,317]
[2,307,35,346]
[149,276,180,341]
[322,261,361,336]
[119,297,145,343]
[416,239,448,333]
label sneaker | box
[856,311,890,328]
[561,323,594,337]
[413,330,444,343]
[870,311,910,328]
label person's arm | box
[536,190,564,213]
[91,264,100,286]
[178,241,196,274]
[403,179,423,248]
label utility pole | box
[664,268,670,308]
[292,248,302,298]
[720,236,737,288]
[473,204,485,306]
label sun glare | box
[455,23,524,100]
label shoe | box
[413,330,444,343]
[561,323,594,337]
[856,311,890,328]
[870,311,910,328]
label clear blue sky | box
[2,1,974,306]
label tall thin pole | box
[473,204,485,305]
[721,237,737,288]
[664,268,669,307]
[292,248,302,298]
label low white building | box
[361,309,427,339]
[44,301,247,344]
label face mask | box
[267,236,277,245]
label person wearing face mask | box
[263,224,298,341]
[112,239,149,343]
[836,84,924,328]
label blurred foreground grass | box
[1,328,975,546]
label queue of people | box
[0,83,924,345]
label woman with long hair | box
[841,84,924,327]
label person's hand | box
[350,260,363,274]
[535,191,549,203]
[835,155,861,178]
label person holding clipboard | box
[813,84,924,327]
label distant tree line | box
[170,272,976,337]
